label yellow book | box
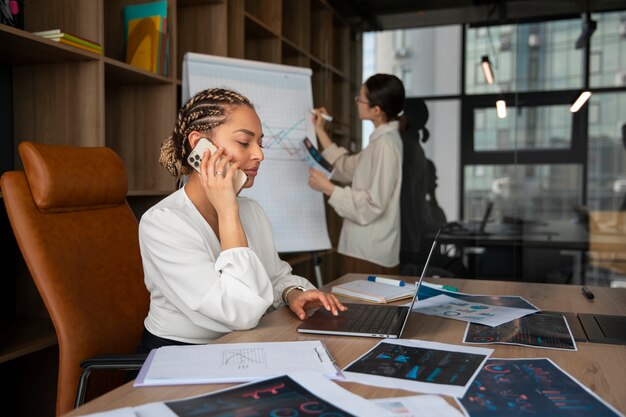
[126,16,161,72]
[55,37,102,55]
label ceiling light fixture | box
[481,55,494,84]
[496,99,507,118]
[575,10,597,49]
[570,91,592,112]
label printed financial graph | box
[220,347,267,371]
[261,118,309,162]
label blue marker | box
[367,275,406,286]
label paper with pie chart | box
[412,294,537,327]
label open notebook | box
[297,233,439,338]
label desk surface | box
[64,275,626,416]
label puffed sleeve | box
[139,207,275,331]
[322,143,360,184]
[327,138,400,225]
[241,199,317,309]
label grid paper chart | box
[183,53,331,252]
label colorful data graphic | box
[344,342,487,387]
[418,284,538,310]
[464,312,576,350]
[460,359,622,417]
[166,375,355,417]
[262,119,309,162]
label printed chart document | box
[84,371,395,417]
[463,312,577,351]
[134,340,342,386]
[372,394,465,417]
[332,280,416,303]
[413,294,537,327]
[302,137,333,178]
[342,339,493,398]
[419,282,539,310]
[458,358,625,417]
[133,371,394,417]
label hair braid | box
[159,88,253,178]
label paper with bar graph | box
[183,53,331,252]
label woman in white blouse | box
[308,74,405,276]
[137,87,345,351]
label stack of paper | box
[134,340,343,387]
[331,279,415,303]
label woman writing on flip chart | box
[137,88,346,352]
[308,73,405,275]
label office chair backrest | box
[1,142,149,416]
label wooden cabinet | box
[0,1,357,415]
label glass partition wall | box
[366,10,626,286]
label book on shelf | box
[331,279,416,303]
[52,37,102,55]
[123,1,168,75]
[33,29,102,52]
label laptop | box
[444,200,494,236]
[296,233,439,338]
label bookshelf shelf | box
[0,25,97,65]
[104,57,173,85]
[0,318,56,364]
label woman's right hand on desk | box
[288,289,347,320]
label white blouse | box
[139,188,315,344]
[322,121,403,267]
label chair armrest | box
[76,353,148,408]
[79,353,148,370]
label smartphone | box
[187,138,249,195]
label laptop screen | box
[399,230,440,327]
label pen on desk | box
[581,286,595,300]
[428,283,459,292]
[367,275,406,287]
[310,109,333,122]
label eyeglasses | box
[354,95,369,105]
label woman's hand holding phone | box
[187,138,244,216]
[187,138,248,194]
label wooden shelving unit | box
[0,1,357,414]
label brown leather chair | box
[1,141,150,416]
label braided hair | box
[159,88,253,178]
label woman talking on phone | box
[137,87,345,352]
[308,74,405,275]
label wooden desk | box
[64,275,626,416]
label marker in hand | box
[368,275,406,287]
[310,109,333,122]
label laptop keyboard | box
[344,304,402,334]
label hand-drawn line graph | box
[220,348,268,371]
[262,118,309,162]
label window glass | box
[465,19,583,94]
[464,164,583,222]
[587,92,626,210]
[474,104,572,151]
[374,25,461,97]
[590,11,626,88]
